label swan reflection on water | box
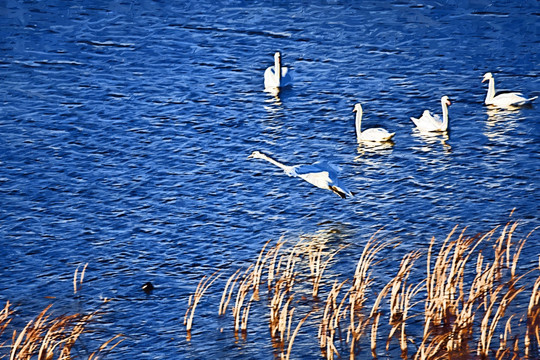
[411,130,451,152]
[483,108,522,142]
[263,92,283,113]
[485,107,524,121]
[298,224,355,249]
[355,140,394,156]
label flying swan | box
[264,52,292,90]
[353,103,395,142]
[482,72,537,108]
[248,151,353,199]
[410,96,452,132]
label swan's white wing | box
[294,163,336,187]
[292,163,331,175]
[312,161,342,173]
[359,128,395,142]
[490,92,531,107]
[298,171,330,189]
[291,163,352,198]
[411,110,443,131]
[264,66,279,88]
[264,66,292,89]
[496,90,523,97]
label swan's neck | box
[260,153,290,173]
[441,100,449,129]
[275,56,281,87]
[354,110,363,142]
[486,77,495,102]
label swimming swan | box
[248,151,353,199]
[353,103,395,142]
[482,72,537,108]
[264,52,292,90]
[410,96,452,132]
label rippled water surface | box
[1,0,539,358]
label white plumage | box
[248,151,353,199]
[411,96,452,132]
[482,72,537,109]
[353,103,395,142]
[264,52,292,90]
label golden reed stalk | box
[1,266,123,359]
[184,270,221,336]
[187,220,538,359]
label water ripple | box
[0,1,539,359]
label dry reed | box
[348,238,391,359]
[73,263,88,295]
[269,245,298,340]
[4,305,123,360]
[0,265,123,360]
[282,309,312,360]
[318,279,348,360]
[183,270,221,336]
[306,241,346,298]
[232,266,254,333]
[188,220,539,359]
[386,251,423,358]
[0,301,13,337]
[525,270,540,357]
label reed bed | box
[184,220,539,359]
[0,266,123,359]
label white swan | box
[264,52,292,90]
[410,96,452,132]
[482,72,537,108]
[248,151,353,199]
[353,103,395,142]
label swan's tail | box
[514,96,538,106]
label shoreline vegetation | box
[0,265,123,359]
[1,219,538,359]
[185,219,540,359]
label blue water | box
[1,0,539,358]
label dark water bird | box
[142,282,154,294]
[248,151,353,199]
[482,72,537,108]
